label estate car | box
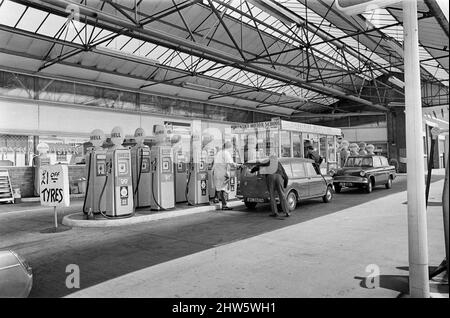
[331,155,396,193]
[240,158,334,211]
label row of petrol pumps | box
[48,124,238,219]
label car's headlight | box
[329,169,335,176]
[360,171,366,177]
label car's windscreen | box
[345,157,373,167]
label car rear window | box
[282,162,294,178]
[291,162,306,178]
[305,163,319,176]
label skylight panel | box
[15,7,48,32]
[120,38,143,54]
[106,34,132,50]
[0,0,27,27]
[36,13,67,38]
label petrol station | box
[0,0,448,299]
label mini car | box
[331,155,396,193]
[0,250,33,298]
[240,157,334,211]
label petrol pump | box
[102,127,134,217]
[174,150,188,203]
[131,128,151,208]
[150,125,177,210]
[226,163,238,201]
[33,142,51,196]
[186,122,209,205]
[83,129,107,214]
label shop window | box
[140,94,170,114]
[320,136,327,160]
[327,136,335,162]
[0,71,34,99]
[280,130,291,157]
[292,132,302,158]
[267,129,279,157]
[38,78,75,103]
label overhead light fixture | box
[181,82,221,93]
[95,46,160,65]
[388,76,405,88]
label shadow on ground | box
[354,274,409,296]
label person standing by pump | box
[250,155,290,217]
[212,141,237,210]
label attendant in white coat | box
[212,141,236,210]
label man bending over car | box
[250,155,290,217]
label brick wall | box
[2,167,34,197]
[2,165,86,197]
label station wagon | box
[240,158,334,211]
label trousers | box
[265,174,288,215]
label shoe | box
[285,212,290,217]
[269,213,279,217]
[222,206,233,210]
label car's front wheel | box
[245,201,257,210]
[322,186,333,203]
[286,191,298,212]
[385,177,392,189]
[365,179,373,193]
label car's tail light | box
[10,250,32,276]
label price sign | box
[39,165,70,207]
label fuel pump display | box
[170,123,191,204]
[174,152,188,203]
[131,128,151,208]
[102,127,134,218]
[150,125,176,210]
[83,129,107,214]
[186,123,210,205]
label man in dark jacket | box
[250,155,290,217]
[306,145,323,174]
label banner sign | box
[231,118,281,132]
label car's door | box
[372,156,388,185]
[380,156,391,173]
[305,162,326,197]
[290,161,309,198]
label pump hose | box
[97,163,134,220]
[82,152,92,215]
[185,164,195,206]
[133,148,144,205]
[151,161,166,211]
